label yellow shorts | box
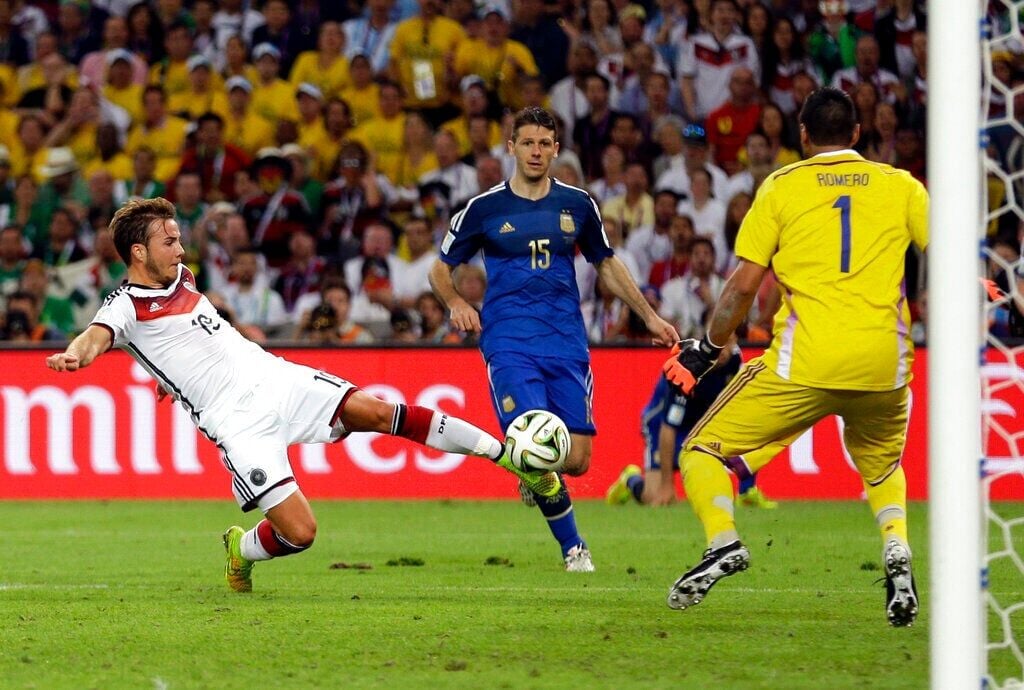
[684,357,910,486]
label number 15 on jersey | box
[530,239,551,270]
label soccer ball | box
[505,409,571,472]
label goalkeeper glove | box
[662,335,723,396]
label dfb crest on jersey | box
[560,210,575,234]
[249,469,267,486]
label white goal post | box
[928,1,984,689]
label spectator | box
[83,122,131,182]
[626,188,679,282]
[289,21,349,101]
[173,172,207,239]
[417,129,478,224]
[575,0,622,57]
[455,4,539,112]
[250,42,300,126]
[416,290,459,343]
[55,0,97,66]
[395,216,437,308]
[678,0,760,121]
[17,51,75,125]
[441,76,502,158]
[295,300,341,344]
[36,147,89,224]
[574,72,620,180]
[126,147,165,200]
[168,55,229,122]
[3,286,63,341]
[651,115,686,182]
[388,0,465,126]
[549,41,598,147]
[807,0,861,82]
[509,0,569,88]
[212,0,266,54]
[101,49,143,125]
[875,0,926,80]
[221,248,289,340]
[609,112,656,172]
[893,125,925,183]
[753,102,802,167]
[0,223,26,300]
[320,140,389,262]
[388,307,417,343]
[676,168,727,271]
[602,162,654,237]
[350,80,407,184]
[85,168,122,227]
[149,21,195,99]
[648,212,696,289]
[644,0,693,71]
[588,143,627,204]
[340,54,381,129]
[0,146,11,206]
[176,112,252,203]
[80,17,147,88]
[655,123,729,204]
[84,224,125,303]
[576,216,643,319]
[635,72,676,141]
[706,67,762,175]
[324,281,375,343]
[831,35,901,104]
[864,100,898,164]
[204,210,252,293]
[282,142,322,218]
[126,86,189,183]
[18,256,75,334]
[2,175,47,249]
[240,149,311,269]
[762,16,819,115]
[191,0,219,67]
[343,221,407,334]
[743,2,773,63]
[125,2,164,64]
[658,236,723,339]
[724,130,778,201]
[220,33,259,85]
[274,227,324,315]
[722,190,753,275]
[343,0,398,78]
[312,95,353,175]
[252,0,304,77]
[223,76,275,158]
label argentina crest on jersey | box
[559,209,575,234]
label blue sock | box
[626,474,645,503]
[738,473,755,495]
[534,480,584,557]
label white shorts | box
[214,361,357,512]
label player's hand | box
[46,352,80,372]
[663,335,722,396]
[449,299,482,334]
[156,383,170,402]
[649,483,676,507]
[646,314,679,347]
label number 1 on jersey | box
[833,195,852,273]
[530,239,551,270]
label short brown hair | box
[512,106,558,142]
[110,197,175,264]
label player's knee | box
[282,518,317,549]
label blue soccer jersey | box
[440,179,613,362]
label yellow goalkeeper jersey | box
[735,149,929,391]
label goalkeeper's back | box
[734,95,929,392]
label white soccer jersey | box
[92,265,280,435]
[677,32,761,119]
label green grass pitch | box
[2,500,1021,689]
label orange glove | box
[662,336,722,396]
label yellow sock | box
[681,449,738,548]
[864,465,909,547]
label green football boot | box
[223,525,254,593]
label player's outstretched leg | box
[343,396,562,497]
[527,481,594,572]
[605,464,642,505]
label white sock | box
[240,525,273,561]
[426,412,504,460]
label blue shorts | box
[485,351,596,435]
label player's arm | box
[45,324,113,372]
[650,422,678,506]
[428,258,481,334]
[595,255,679,345]
[664,260,767,394]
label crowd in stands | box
[0,0,1007,346]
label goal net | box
[980,2,1024,688]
